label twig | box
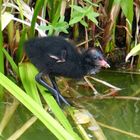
[77,39,92,47]
[7,116,37,140]
[72,95,140,101]
[85,76,121,91]
[84,77,99,95]
[7,106,49,140]
[98,121,140,139]
[0,98,19,134]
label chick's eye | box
[93,56,97,60]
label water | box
[77,70,140,140]
[1,70,140,140]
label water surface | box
[1,71,140,140]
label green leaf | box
[0,72,77,140]
[86,10,99,25]
[84,6,92,15]
[38,25,52,31]
[80,20,88,27]
[0,2,4,98]
[16,0,25,29]
[16,28,27,63]
[52,1,62,23]
[39,24,54,35]
[39,18,69,34]
[87,13,98,25]
[114,0,121,4]
[19,63,42,106]
[70,5,99,26]
[2,48,19,75]
[69,15,83,25]
[0,5,4,74]
[38,86,82,140]
[30,0,45,37]
[61,29,69,34]
[120,0,133,25]
[70,5,85,13]
[54,22,69,33]
[48,27,54,36]
[83,0,98,7]
[59,16,65,22]
[126,43,140,62]
[89,12,99,18]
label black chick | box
[24,36,110,106]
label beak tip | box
[105,63,110,68]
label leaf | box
[54,22,69,33]
[83,0,98,7]
[0,72,77,140]
[114,0,121,4]
[86,9,99,25]
[87,14,98,25]
[70,5,84,13]
[69,15,83,25]
[120,0,133,25]
[0,7,4,98]
[125,44,140,62]
[80,20,88,27]
[61,29,69,34]
[16,28,27,63]
[1,12,14,31]
[2,47,19,75]
[39,24,54,35]
[38,25,52,31]
[19,63,42,106]
[51,1,62,23]
[38,87,82,140]
[30,0,45,37]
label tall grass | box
[0,0,4,99]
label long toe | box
[59,94,70,106]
